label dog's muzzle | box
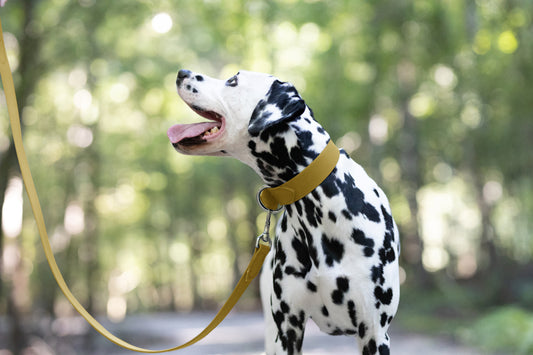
[176,69,192,87]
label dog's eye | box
[226,76,238,87]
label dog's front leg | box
[260,248,308,355]
[260,253,278,354]
[271,301,307,355]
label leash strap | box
[259,140,340,211]
[1,17,270,353]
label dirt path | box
[81,312,490,355]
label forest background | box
[1,0,532,354]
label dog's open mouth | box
[167,105,225,146]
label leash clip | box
[256,209,273,248]
[256,186,284,248]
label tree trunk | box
[0,143,17,298]
[1,0,41,352]
[396,62,432,288]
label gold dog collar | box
[258,140,340,211]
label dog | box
[168,69,400,355]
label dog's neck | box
[246,112,331,186]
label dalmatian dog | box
[168,69,400,355]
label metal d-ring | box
[256,186,284,213]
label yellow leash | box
[1,16,270,353]
[1,13,339,352]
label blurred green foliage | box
[461,307,533,354]
[1,0,533,353]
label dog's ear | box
[248,80,306,136]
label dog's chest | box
[269,155,395,332]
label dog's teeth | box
[203,126,220,137]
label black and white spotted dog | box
[168,70,400,355]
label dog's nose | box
[176,69,192,87]
[178,69,192,79]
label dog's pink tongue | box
[167,122,218,144]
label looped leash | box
[1,17,271,353]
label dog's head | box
[168,70,306,159]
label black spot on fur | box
[290,145,308,167]
[285,204,293,218]
[348,300,357,328]
[285,329,297,354]
[322,306,329,316]
[332,290,344,304]
[274,240,287,265]
[259,122,291,144]
[363,339,377,355]
[351,228,375,257]
[337,277,349,291]
[322,234,345,266]
[374,286,393,306]
[293,128,316,153]
[289,314,300,328]
[379,233,396,265]
[336,174,381,223]
[273,310,285,331]
[291,237,312,277]
[298,222,320,267]
[302,197,322,227]
[307,281,317,292]
[332,277,350,304]
[328,211,337,223]
[294,200,303,215]
[381,205,394,234]
[274,281,282,299]
[273,254,284,299]
[310,189,321,203]
[379,344,390,355]
[380,312,389,327]
[277,324,305,355]
[341,209,352,220]
[371,264,385,285]
[329,328,344,335]
[281,214,288,232]
[321,172,340,198]
[358,322,367,338]
[285,266,297,276]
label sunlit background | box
[1,0,533,354]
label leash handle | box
[1,17,270,353]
